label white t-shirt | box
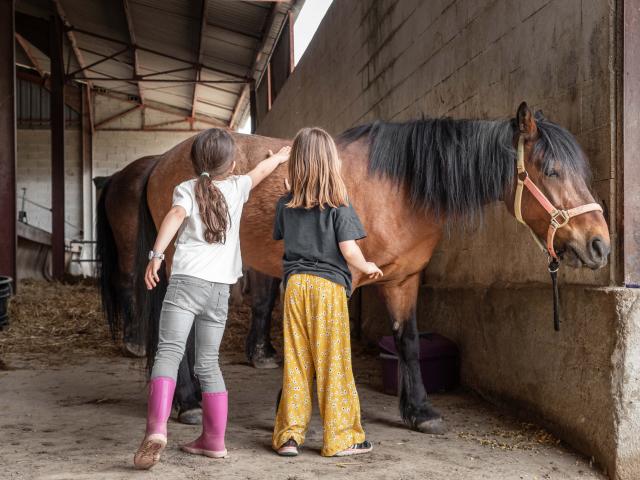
[170,175,252,284]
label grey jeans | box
[151,274,230,393]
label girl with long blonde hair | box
[272,127,382,457]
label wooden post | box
[50,8,65,280]
[622,0,640,286]
[250,82,258,133]
[0,0,17,286]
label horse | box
[133,102,610,434]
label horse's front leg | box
[246,269,281,369]
[378,274,445,434]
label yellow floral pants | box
[272,274,365,457]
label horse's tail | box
[134,180,168,374]
[96,177,120,340]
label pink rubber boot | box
[181,391,228,458]
[134,377,176,469]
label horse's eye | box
[545,169,560,178]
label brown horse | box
[135,102,610,434]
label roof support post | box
[50,6,65,281]
[81,84,93,249]
[0,0,17,287]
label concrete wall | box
[16,128,82,239]
[258,0,615,287]
[256,1,638,478]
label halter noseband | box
[513,135,602,260]
[513,135,603,331]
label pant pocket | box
[166,280,207,314]
[204,285,229,325]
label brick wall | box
[258,0,615,287]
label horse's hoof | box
[122,342,146,358]
[178,408,202,425]
[251,356,280,369]
[416,417,446,435]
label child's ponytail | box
[190,129,237,244]
[195,173,230,244]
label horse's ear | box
[516,101,538,141]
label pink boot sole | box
[134,433,167,470]
[181,444,228,458]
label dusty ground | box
[0,282,605,479]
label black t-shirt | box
[273,193,366,296]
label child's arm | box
[247,146,290,189]
[339,240,383,279]
[144,205,187,290]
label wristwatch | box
[148,250,165,261]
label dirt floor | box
[0,282,605,480]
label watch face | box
[148,251,153,260]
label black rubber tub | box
[0,276,13,330]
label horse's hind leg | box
[378,274,445,434]
[174,326,202,425]
[246,269,281,369]
[119,277,145,357]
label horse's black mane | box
[338,115,590,219]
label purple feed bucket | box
[378,332,459,395]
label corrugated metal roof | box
[15,0,303,127]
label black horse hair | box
[338,113,590,220]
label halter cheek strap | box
[513,135,603,260]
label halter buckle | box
[517,170,528,182]
[550,209,570,229]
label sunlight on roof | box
[237,0,334,133]
[294,0,333,65]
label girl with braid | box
[134,128,289,469]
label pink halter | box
[513,135,602,260]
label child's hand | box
[268,146,291,164]
[363,262,383,279]
[145,258,162,290]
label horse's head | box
[506,102,610,269]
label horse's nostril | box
[589,236,609,261]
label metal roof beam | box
[122,0,145,105]
[68,25,251,82]
[52,0,94,130]
[93,89,226,127]
[74,77,245,84]
[67,46,129,77]
[15,33,46,77]
[191,0,208,121]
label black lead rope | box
[548,259,561,331]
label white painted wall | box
[16,128,83,239]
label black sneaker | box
[333,440,373,457]
[276,439,299,457]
